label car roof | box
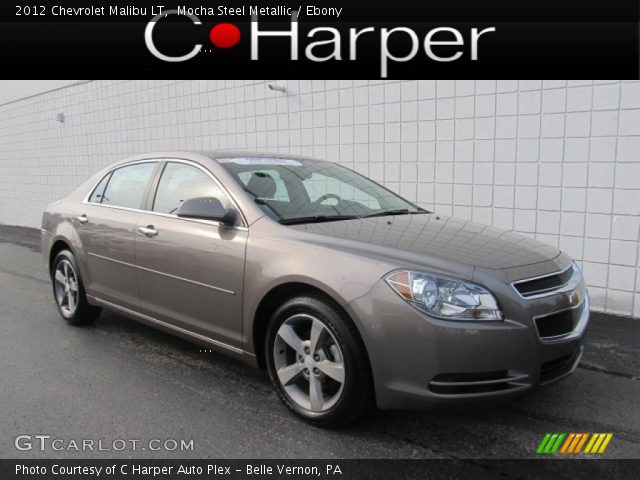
[201,150,322,162]
[114,150,324,167]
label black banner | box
[1,0,639,78]
[2,459,640,480]
[1,0,637,22]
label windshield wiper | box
[360,209,411,218]
[279,215,359,225]
[360,208,431,219]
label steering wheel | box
[313,193,342,205]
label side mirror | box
[176,197,238,226]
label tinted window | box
[88,172,112,203]
[153,162,230,214]
[101,163,156,209]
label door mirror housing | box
[176,197,238,226]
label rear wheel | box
[51,250,101,325]
[265,294,373,426]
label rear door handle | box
[75,214,88,225]
[137,225,158,237]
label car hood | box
[288,214,560,270]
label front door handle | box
[75,214,88,225]
[137,225,158,237]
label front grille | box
[540,348,580,384]
[428,370,528,395]
[514,266,574,297]
[535,302,583,339]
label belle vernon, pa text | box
[15,463,343,477]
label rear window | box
[99,163,156,209]
[88,172,112,203]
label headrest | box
[247,172,277,198]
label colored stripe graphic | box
[537,433,565,454]
[574,433,589,453]
[560,433,575,453]
[537,433,552,453]
[597,433,614,453]
[568,434,579,453]
[585,433,614,454]
[584,433,599,453]
[565,433,586,454]
[537,433,613,455]
[594,433,609,452]
[544,433,558,453]
[550,433,566,453]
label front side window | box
[153,162,230,214]
[100,162,157,209]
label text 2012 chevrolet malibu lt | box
[42,152,589,425]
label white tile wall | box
[0,80,638,317]
[0,80,87,105]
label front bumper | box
[346,275,589,410]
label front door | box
[134,161,247,348]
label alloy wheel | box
[54,259,79,317]
[273,313,346,412]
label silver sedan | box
[42,152,589,425]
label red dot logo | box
[209,23,241,48]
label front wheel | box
[265,295,373,426]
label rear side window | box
[88,172,112,203]
[153,162,230,214]
[100,163,156,209]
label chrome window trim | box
[81,157,249,230]
[511,263,577,300]
[533,294,590,344]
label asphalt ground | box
[0,225,639,463]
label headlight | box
[385,270,503,321]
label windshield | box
[218,157,425,224]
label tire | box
[265,294,373,426]
[51,249,101,326]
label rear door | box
[134,161,247,348]
[77,161,159,310]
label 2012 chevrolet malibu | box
[42,152,589,425]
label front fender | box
[241,232,393,354]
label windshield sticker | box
[219,158,303,166]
